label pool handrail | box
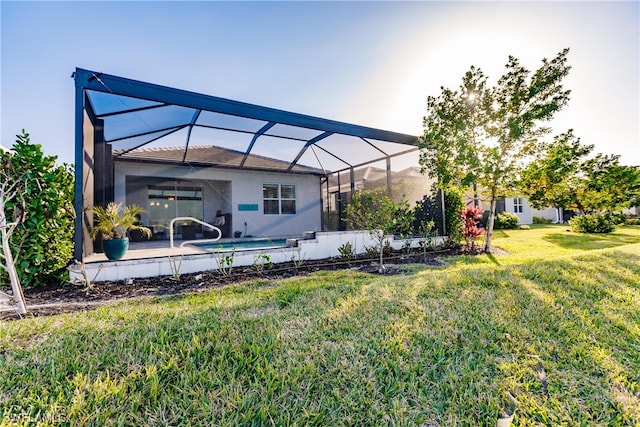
[169,217,222,248]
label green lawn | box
[1,225,639,425]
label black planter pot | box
[102,238,129,260]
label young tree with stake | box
[420,49,572,252]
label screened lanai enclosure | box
[73,68,437,261]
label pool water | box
[193,238,287,251]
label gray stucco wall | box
[114,162,322,238]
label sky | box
[1,1,639,166]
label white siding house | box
[502,196,562,224]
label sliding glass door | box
[148,184,203,236]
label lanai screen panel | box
[77,68,420,175]
[314,134,388,168]
[74,67,424,259]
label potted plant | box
[89,202,151,260]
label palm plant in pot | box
[89,202,151,260]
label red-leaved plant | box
[461,206,485,250]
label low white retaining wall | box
[70,231,446,283]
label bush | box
[609,212,628,225]
[443,186,465,243]
[461,206,484,249]
[569,213,617,233]
[494,212,520,229]
[533,216,553,224]
[337,241,354,260]
[1,131,74,287]
[626,218,640,226]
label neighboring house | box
[497,196,563,224]
[467,192,563,225]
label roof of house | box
[74,68,421,176]
[114,145,324,175]
[327,165,427,188]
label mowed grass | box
[1,225,639,425]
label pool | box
[192,238,288,252]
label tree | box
[520,130,640,213]
[580,156,640,212]
[518,130,590,212]
[0,170,28,314]
[0,130,75,287]
[420,49,572,252]
[343,187,413,272]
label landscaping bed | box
[1,249,460,321]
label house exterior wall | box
[531,207,562,223]
[503,197,562,224]
[503,197,532,224]
[114,161,322,238]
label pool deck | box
[84,237,292,263]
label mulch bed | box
[1,246,502,321]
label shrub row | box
[493,212,519,229]
[569,213,618,233]
[533,216,553,224]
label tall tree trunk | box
[1,226,27,315]
[0,190,27,315]
[484,188,497,253]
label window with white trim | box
[513,197,524,213]
[263,184,296,215]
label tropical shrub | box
[494,212,520,229]
[569,213,617,233]
[461,206,484,250]
[364,241,392,259]
[337,241,355,260]
[89,202,150,240]
[0,131,75,287]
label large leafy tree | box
[520,131,640,213]
[0,130,75,287]
[580,156,640,212]
[518,130,591,211]
[420,49,571,252]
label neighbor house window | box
[513,197,524,213]
[263,184,296,215]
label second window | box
[263,184,296,215]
